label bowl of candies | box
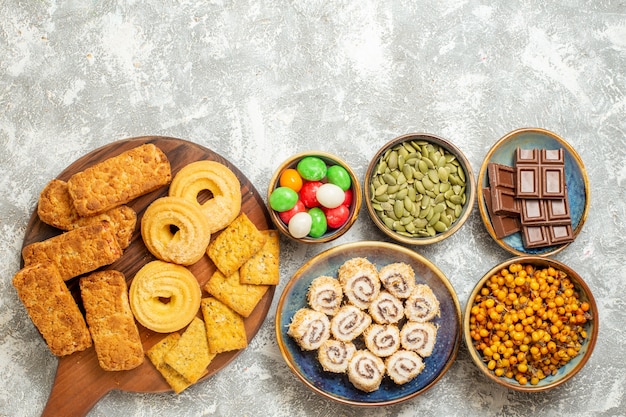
[463,256,598,391]
[364,133,475,245]
[267,151,361,243]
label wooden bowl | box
[463,256,598,391]
[267,151,361,244]
[364,133,476,245]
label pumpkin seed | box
[375,183,388,196]
[428,212,441,226]
[433,221,447,233]
[422,177,434,191]
[438,166,449,182]
[388,151,398,170]
[383,173,396,186]
[415,180,426,195]
[429,169,440,184]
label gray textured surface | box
[1,1,625,416]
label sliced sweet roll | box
[378,262,416,299]
[307,275,343,316]
[330,304,372,342]
[317,339,357,373]
[368,291,404,324]
[347,349,386,392]
[385,350,425,385]
[338,257,381,310]
[404,284,440,323]
[363,324,400,357]
[287,308,331,351]
[400,321,438,357]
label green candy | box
[326,165,352,191]
[308,207,327,238]
[269,187,298,212]
[297,156,327,181]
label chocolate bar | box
[483,147,574,250]
[482,187,520,239]
[487,163,519,215]
[515,148,566,199]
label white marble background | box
[1,1,625,416]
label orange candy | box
[279,168,303,192]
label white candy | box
[316,183,345,209]
[288,211,312,238]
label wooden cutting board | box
[20,137,275,417]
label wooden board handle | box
[41,355,111,417]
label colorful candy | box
[270,156,354,239]
[279,168,303,192]
[278,200,306,224]
[326,165,352,191]
[323,205,350,229]
[316,183,345,209]
[269,186,298,212]
[308,207,328,238]
[288,212,312,238]
[297,156,327,181]
[299,181,322,208]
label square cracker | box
[207,213,266,277]
[201,297,248,354]
[204,269,269,318]
[146,333,195,394]
[164,317,216,384]
[240,230,280,286]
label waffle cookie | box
[67,143,171,217]
[21,220,123,281]
[12,263,92,356]
[80,270,144,371]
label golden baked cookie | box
[37,179,137,249]
[12,263,92,356]
[21,220,123,281]
[67,143,171,217]
[79,270,144,371]
[169,160,241,234]
[129,260,202,333]
[141,196,211,266]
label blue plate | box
[275,241,461,406]
[478,128,590,257]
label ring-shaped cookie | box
[129,260,202,333]
[169,160,242,234]
[141,196,211,266]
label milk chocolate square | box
[492,188,520,216]
[540,148,564,165]
[515,148,539,164]
[546,198,570,223]
[520,199,547,225]
[541,166,565,198]
[548,224,574,245]
[488,163,516,189]
[516,166,540,198]
[522,225,550,248]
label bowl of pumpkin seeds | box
[364,133,476,245]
